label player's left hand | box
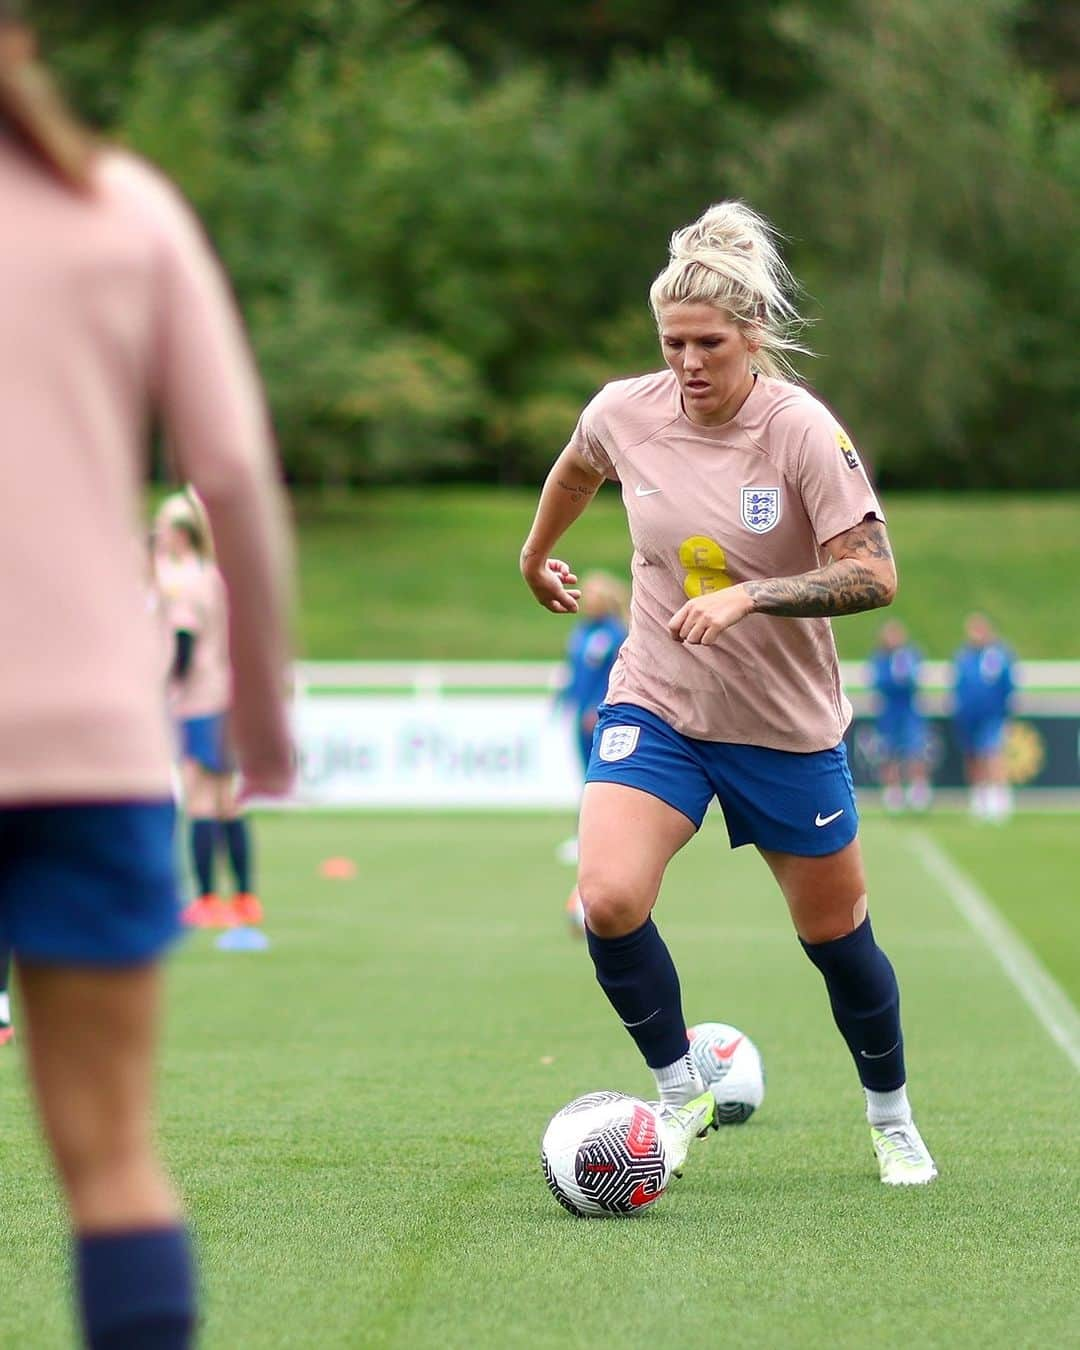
[668,585,755,645]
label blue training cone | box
[215,925,270,952]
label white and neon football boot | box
[871,1121,938,1186]
[656,1090,720,1177]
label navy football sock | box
[77,1226,195,1350]
[223,818,252,893]
[189,819,217,897]
[800,915,906,1092]
[585,918,690,1069]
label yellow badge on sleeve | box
[836,427,860,471]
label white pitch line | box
[912,830,1080,1073]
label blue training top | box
[559,616,627,719]
[869,643,923,717]
[953,642,1016,723]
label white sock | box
[907,781,932,811]
[653,1052,704,1107]
[0,991,10,1025]
[988,784,1013,820]
[883,785,905,813]
[865,1083,912,1127]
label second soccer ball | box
[687,1021,765,1124]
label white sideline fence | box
[286,661,1080,809]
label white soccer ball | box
[687,1022,765,1124]
[541,1092,673,1218]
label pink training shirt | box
[157,556,231,719]
[0,135,288,803]
[568,371,884,752]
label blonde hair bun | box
[669,201,764,260]
[650,200,810,381]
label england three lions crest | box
[740,487,781,534]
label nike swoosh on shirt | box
[815,809,845,827]
[634,484,662,497]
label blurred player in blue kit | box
[554,573,628,929]
[560,571,629,771]
[868,621,931,813]
[554,572,628,870]
[953,613,1016,822]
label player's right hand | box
[232,712,295,802]
[522,557,581,614]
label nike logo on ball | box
[629,1181,664,1207]
[712,1036,744,1063]
[815,809,845,827]
[634,484,662,497]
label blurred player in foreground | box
[554,570,629,870]
[0,9,293,1347]
[953,613,1017,822]
[868,620,931,812]
[156,490,264,928]
[521,201,936,1186]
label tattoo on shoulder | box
[837,516,892,562]
[556,477,599,505]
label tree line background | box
[33,0,1079,490]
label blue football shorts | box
[180,712,233,775]
[585,703,859,857]
[0,801,181,965]
[877,710,927,759]
[955,716,1007,756]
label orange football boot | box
[230,892,264,926]
[181,894,235,928]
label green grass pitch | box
[1,811,1077,1348]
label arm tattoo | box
[837,518,893,563]
[744,518,896,618]
[556,477,599,505]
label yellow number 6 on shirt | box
[679,535,733,598]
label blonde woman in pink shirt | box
[156,491,265,930]
[0,8,292,1347]
[521,201,936,1187]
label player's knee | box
[796,892,868,945]
[578,874,651,937]
[184,770,215,817]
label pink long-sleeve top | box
[0,133,290,803]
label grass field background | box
[2,810,1077,1348]
[292,490,1080,661]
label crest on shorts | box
[740,487,781,534]
[598,725,640,762]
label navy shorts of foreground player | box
[0,802,181,965]
[586,703,858,856]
